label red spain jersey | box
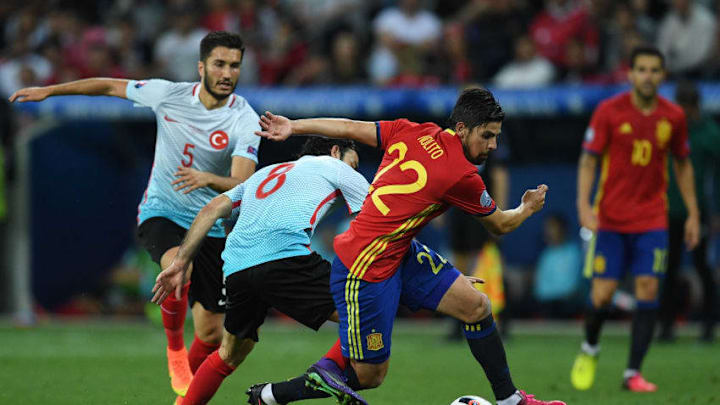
[334,119,497,282]
[583,92,689,233]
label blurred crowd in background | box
[2,0,720,97]
[1,0,719,330]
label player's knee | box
[160,246,181,270]
[591,287,614,308]
[458,292,491,324]
[355,365,387,389]
[591,293,612,308]
[195,324,224,344]
[358,373,385,389]
[635,277,659,300]
[218,338,254,368]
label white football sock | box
[581,341,600,356]
[496,390,522,405]
[261,383,280,405]
[623,369,639,379]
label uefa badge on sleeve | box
[480,191,492,208]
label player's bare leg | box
[189,303,223,373]
[437,276,565,405]
[586,277,618,353]
[446,251,474,341]
[345,360,388,389]
[571,277,617,390]
[182,330,254,405]
[590,278,618,308]
[623,276,659,392]
[160,246,193,396]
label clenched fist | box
[521,184,548,214]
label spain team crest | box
[656,119,672,149]
[593,255,606,274]
[619,122,632,134]
[366,333,384,351]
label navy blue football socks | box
[629,300,658,370]
[465,314,517,400]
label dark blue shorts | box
[331,239,461,363]
[590,230,668,280]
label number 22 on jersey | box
[416,243,448,274]
[369,141,428,215]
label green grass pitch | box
[1,319,717,404]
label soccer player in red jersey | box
[570,46,700,392]
[252,88,565,405]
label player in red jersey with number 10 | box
[571,46,700,393]
[253,88,565,405]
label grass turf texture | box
[0,320,717,404]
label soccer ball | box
[450,395,493,405]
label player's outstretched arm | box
[577,152,599,232]
[672,157,700,250]
[151,195,232,304]
[478,184,548,235]
[255,111,378,147]
[8,78,129,103]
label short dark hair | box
[200,31,245,62]
[630,46,665,69]
[448,87,505,131]
[298,137,357,158]
[675,80,700,107]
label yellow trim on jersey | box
[662,153,669,211]
[344,276,353,357]
[343,203,442,359]
[585,152,606,278]
[344,274,363,359]
[592,153,611,214]
[583,231,597,279]
[353,276,362,358]
[349,204,438,277]
[446,129,456,136]
[349,204,442,280]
